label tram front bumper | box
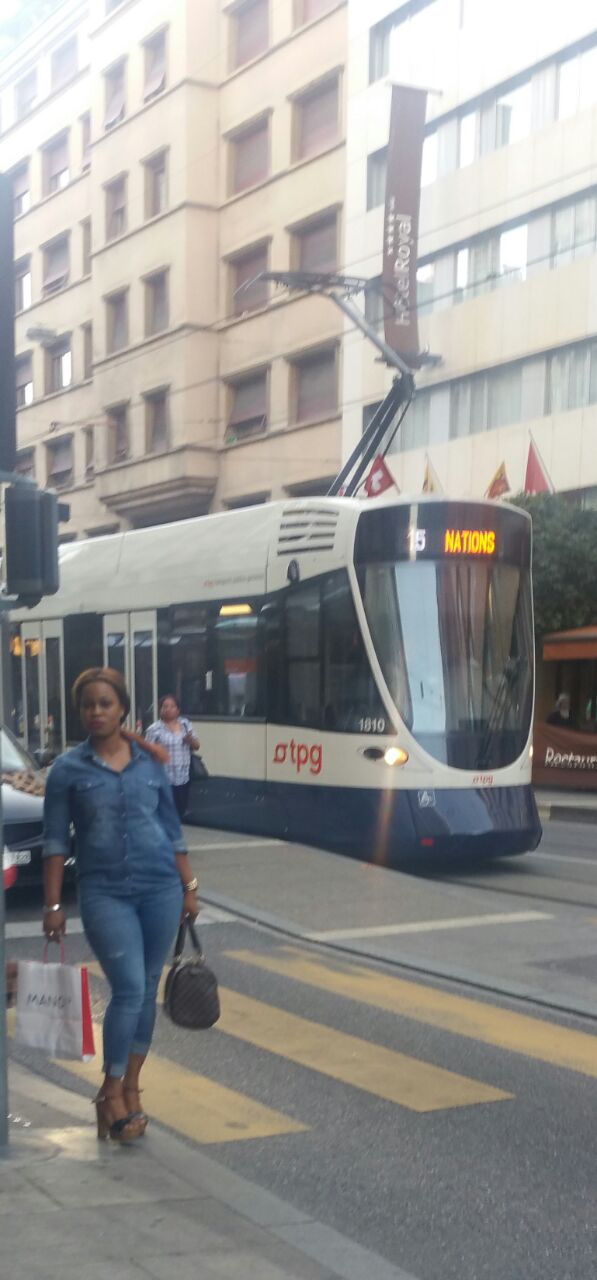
[405,783,542,861]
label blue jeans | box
[80,882,183,1078]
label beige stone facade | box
[0,0,347,539]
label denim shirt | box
[43,739,187,895]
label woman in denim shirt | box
[42,667,199,1143]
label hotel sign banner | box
[382,84,427,367]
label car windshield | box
[359,558,534,770]
[1,726,37,773]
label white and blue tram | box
[10,494,542,865]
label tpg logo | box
[273,740,323,775]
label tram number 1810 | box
[359,717,387,734]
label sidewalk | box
[3,1063,413,1280]
[534,786,597,823]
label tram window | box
[211,608,262,717]
[9,625,23,738]
[285,584,321,728]
[45,636,63,750]
[107,630,126,676]
[157,604,208,716]
[282,571,389,732]
[64,613,103,741]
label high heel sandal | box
[94,1092,144,1143]
[123,1085,148,1134]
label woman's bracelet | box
[43,903,62,914]
[183,877,198,893]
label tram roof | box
[11,492,528,621]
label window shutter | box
[228,374,267,433]
[233,245,268,313]
[296,350,336,422]
[235,0,268,68]
[296,80,338,159]
[297,215,337,272]
[144,34,166,100]
[232,121,268,193]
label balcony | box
[96,446,217,527]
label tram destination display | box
[355,501,531,569]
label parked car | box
[1,726,74,892]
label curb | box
[537,802,597,825]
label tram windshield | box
[355,505,534,770]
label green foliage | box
[513,493,597,638]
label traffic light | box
[4,485,61,606]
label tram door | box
[103,612,157,733]
[20,620,66,756]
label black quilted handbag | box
[164,918,220,1029]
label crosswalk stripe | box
[216,988,511,1113]
[226,947,597,1081]
[8,1002,306,1145]
[85,961,509,1114]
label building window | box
[145,388,169,453]
[42,235,69,295]
[45,340,72,395]
[145,270,169,335]
[51,38,77,90]
[293,211,337,273]
[82,218,92,275]
[106,0,125,11]
[231,243,269,315]
[552,194,597,267]
[15,355,33,408]
[144,150,167,218]
[292,347,336,424]
[362,401,383,433]
[369,17,390,83]
[227,370,268,440]
[106,290,128,353]
[105,176,127,240]
[455,223,527,302]
[15,257,32,313]
[12,164,31,218]
[107,404,129,462]
[104,60,126,130]
[547,341,597,414]
[450,364,522,439]
[458,111,477,167]
[480,80,531,155]
[83,323,93,379]
[144,29,166,101]
[15,70,37,121]
[364,279,384,329]
[366,147,387,210]
[293,77,339,162]
[43,133,70,196]
[231,0,268,70]
[15,449,35,479]
[84,426,95,478]
[46,437,73,489]
[396,390,431,452]
[81,113,91,169]
[296,0,337,25]
[421,132,438,187]
[230,118,269,194]
[557,45,597,120]
[46,435,73,483]
[417,262,435,315]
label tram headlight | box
[384,746,409,767]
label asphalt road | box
[5,819,597,1280]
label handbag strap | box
[173,916,203,961]
[43,940,65,964]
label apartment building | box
[0,0,347,539]
[344,0,597,506]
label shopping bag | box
[15,947,95,1061]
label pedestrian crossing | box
[9,940,597,1147]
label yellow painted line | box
[9,995,305,1146]
[216,988,510,1112]
[226,947,597,1081]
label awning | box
[543,626,597,661]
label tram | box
[9,493,542,865]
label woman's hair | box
[72,667,130,717]
[158,694,179,715]
[71,667,169,764]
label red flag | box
[485,461,510,500]
[524,439,553,494]
[363,455,397,498]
